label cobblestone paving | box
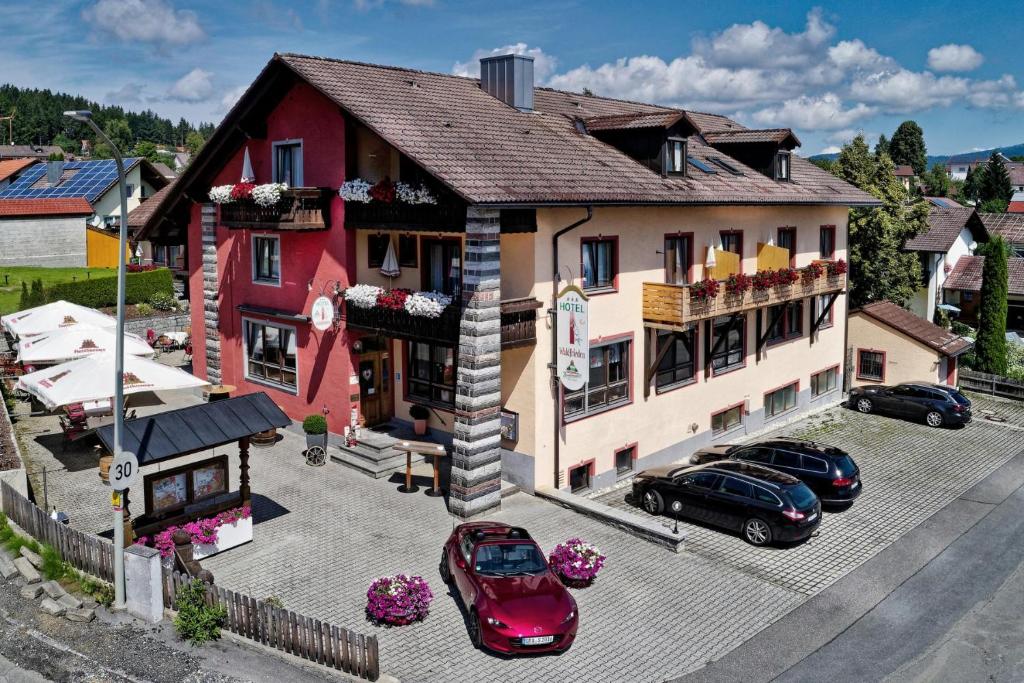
[596,394,1024,597]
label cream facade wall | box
[847,313,944,387]
[910,228,975,321]
[504,204,851,492]
[92,165,156,221]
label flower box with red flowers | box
[802,261,823,282]
[750,269,777,292]
[724,272,752,296]
[690,278,720,302]
[776,267,800,286]
[827,258,848,277]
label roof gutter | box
[551,206,593,491]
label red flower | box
[802,262,823,282]
[369,178,396,203]
[376,288,411,310]
[751,270,775,291]
[725,272,751,295]
[776,267,800,285]
[230,183,255,200]
[690,278,720,301]
[828,258,848,276]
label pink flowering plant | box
[548,538,606,585]
[365,574,433,626]
[135,506,252,558]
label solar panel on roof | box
[687,156,717,174]
[0,158,139,204]
[708,156,744,175]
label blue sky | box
[2,0,1021,155]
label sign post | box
[556,285,589,391]
[310,295,335,332]
[109,452,139,492]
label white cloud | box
[105,82,146,103]
[927,44,984,72]
[965,74,1017,107]
[82,0,204,46]
[751,93,875,130]
[219,85,248,113]
[828,40,891,70]
[168,68,214,102]
[850,69,969,110]
[819,145,841,154]
[694,8,834,69]
[453,44,558,83]
[353,0,435,9]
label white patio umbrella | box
[16,326,154,364]
[379,238,401,278]
[16,352,209,410]
[241,146,255,183]
[1,300,116,338]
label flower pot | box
[251,427,277,447]
[414,418,428,436]
[305,432,328,451]
[556,572,595,589]
[193,517,254,560]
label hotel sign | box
[310,296,335,331]
[556,285,589,391]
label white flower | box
[208,185,234,204]
[339,178,372,203]
[343,284,382,309]
[404,291,452,318]
[394,182,437,205]
[251,182,288,207]
[414,186,437,205]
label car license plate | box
[522,636,554,646]
[807,512,818,522]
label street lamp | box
[64,110,130,610]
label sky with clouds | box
[1,0,1020,155]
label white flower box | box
[192,516,253,560]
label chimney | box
[46,160,65,187]
[480,54,534,112]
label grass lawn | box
[0,266,116,315]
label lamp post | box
[64,110,129,610]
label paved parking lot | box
[597,393,1024,597]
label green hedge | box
[47,268,174,308]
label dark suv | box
[632,461,821,546]
[849,382,971,427]
[691,438,862,506]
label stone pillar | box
[200,203,222,385]
[124,544,163,623]
[450,206,502,519]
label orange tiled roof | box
[0,198,93,218]
[0,158,37,183]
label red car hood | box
[477,572,573,627]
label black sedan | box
[849,382,971,427]
[632,461,821,546]
[691,438,862,506]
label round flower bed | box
[548,538,606,588]
[365,574,433,626]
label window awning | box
[97,392,291,465]
[237,303,311,323]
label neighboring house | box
[151,161,176,180]
[126,181,185,271]
[893,165,917,192]
[141,52,877,516]
[945,254,1024,330]
[172,152,190,172]
[1011,167,1024,193]
[0,198,94,266]
[849,301,972,389]
[979,212,1024,255]
[904,206,988,322]
[946,151,1017,181]
[0,145,63,161]
[924,196,962,209]
[0,157,37,191]
[1008,191,1024,213]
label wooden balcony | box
[643,272,846,329]
[501,297,543,349]
[220,188,332,231]
[343,301,461,345]
[344,200,467,232]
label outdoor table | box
[163,331,188,345]
[206,384,236,403]
[395,440,447,495]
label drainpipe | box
[551,206,593,490]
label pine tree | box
[889,121,928,175]
[921,162,950,197]
[875,134,890,158]
[18,281,29,311]
[961,166,980,202]
[28,279,46,307]
[981,154,1013,205]
[975,236,1009,374]
[833,135,925,307]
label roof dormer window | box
[775,151,791,182]
[665,138,687,176]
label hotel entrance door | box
[358,348,393,427]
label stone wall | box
[200,204,221,385]
[0,216,87,267]
[122,312,192,337]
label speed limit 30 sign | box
[109,452,140,491]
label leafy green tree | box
[51,133,78,154]
[974,236,1009,374]
[185,131,206,157]
[888,121,928,175]
[980,154,1013,205]
[833,135,925,307]
[28,279,46,307]
[810,157,836,173]
[979,198,1009,213]
[920,162,950,197]
[131,140,162,164]
[875,134,890,158]
[102,118,133,154]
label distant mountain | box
[809,142,1024,166]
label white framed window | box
[665,138,686,175]
[811,366,838,397]
[272,139,303,186]
[243,318,298,392]
[775,151,791,181]
[252,234,281,285]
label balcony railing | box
[643,272,846,328]
[344,200,467,231]
[500,297,543,349]
[220,188,332,231]
[343,301,461,345]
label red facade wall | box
[187,81,357,432]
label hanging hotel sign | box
[556,285,589,391]
[310,296,335,331]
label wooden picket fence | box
[0,480,113,582]
[960,369,1024,401]
[162,569,380,681]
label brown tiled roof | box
[905,206,981,252]
[583,111,686,131]
[127,180,176,229]
[684,111,744,133]
[944,254,1024,296]
[0,158,37,183]
[702,128,801,146]
[979,212,1024,244]
[0,198,93,217]
[0,145,62,160]
[275,53,875,206]
[1009,167,1024,186]
[855,300,973,357]
[893,165,916,177]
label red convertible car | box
[439,522,578,654]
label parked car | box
[849,382,971,427]
[439,522,578,654]
[691,438,862,506]
[632,461,821,546]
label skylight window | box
[708,156,744,176]
[687,156,717,174]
